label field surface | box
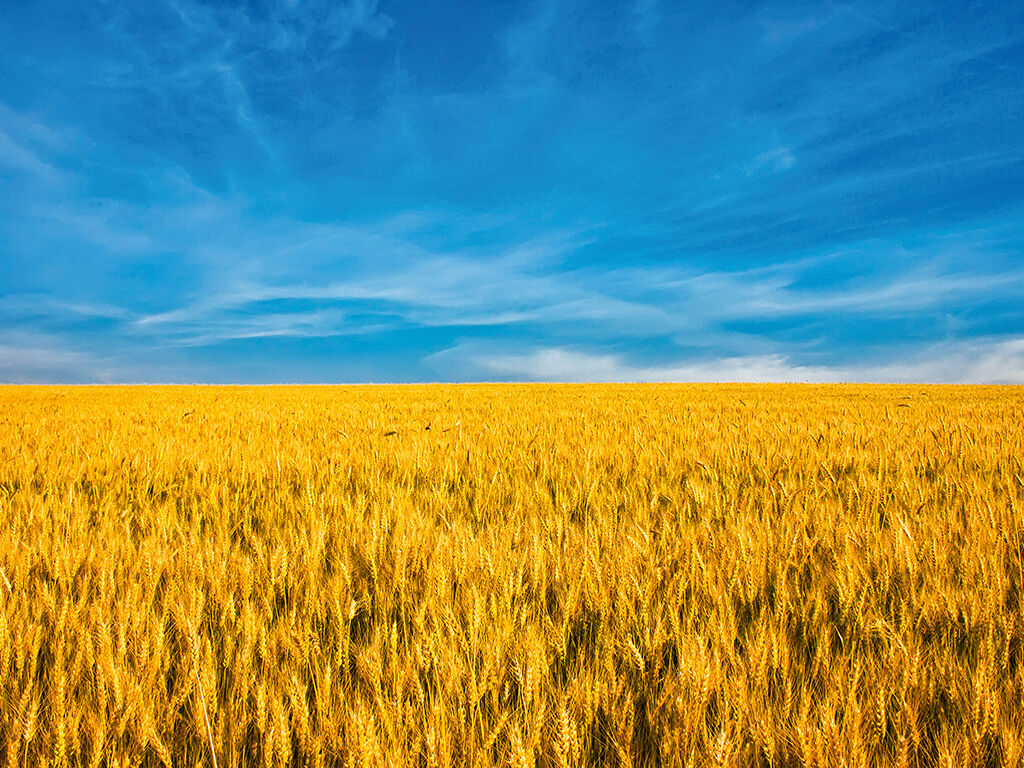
[1,384,1023,768]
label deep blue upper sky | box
[2,0,1023,382]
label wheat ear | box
[193,655,218,768]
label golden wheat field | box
[1,384,1022,768]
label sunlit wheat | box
[0,383,1021,766]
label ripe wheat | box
[0,384,1021,767]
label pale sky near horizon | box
[2,1,1023,383]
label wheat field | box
[0,384,1022,768]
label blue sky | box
[2,0,1023,383]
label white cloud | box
[59,209,1024,361]
[616,255,1024,324]
[432,338,1024,384]
[749,146,796,174]
[0,295,130,321]
[130,225,604,342]
[855,338,1024,385]
[0,332,116,384]
[0,127,66,184]
[466,347,837,383]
